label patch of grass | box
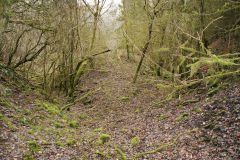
[66,138,77,146]
[119,96,129,102]
[177,112,189,121]
[131,136,140,147]
[69,121,79,128]
[27,130,33,134]
[158,114,166,121]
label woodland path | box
[0,57,240,159]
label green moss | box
[120,128,128,133]
[0,113,6,120]
[158,114,166,121]
[156,84,171,90]
[79,113,86,120]
[69,129,76,133]
[56,141,64,147]
[53,98,60,104]
[181,99,199,106]
[43,102,60,115]
[27,130,33,134]
[194,107,200,113]
[131,136,140,147]
[177,112,189,121]
[42,140,48,145]
[55,122,63,128]
[66,138,77,146]
[119,97,129,102]
[83,98,94,105]
[115,145,127,160]
[0,98,11,107]
[24,109,32,115]
[69,121,79,128]
[8,121,17,129]
[207,82,229,96]
[91,127,103,134]
[94,151,111,159]
[28,141,41,153]
[135,109,140,114]
[97,134,110,144]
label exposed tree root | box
[132,128,199,158]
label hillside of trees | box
[0,0,240,159]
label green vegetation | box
[42,102,60,115]
[121,128,128,133]
[69,121,79,128]
[28,141,41,153]
[177,113,189,121]
[131,136,140,147]
[0,98,11,107]
[94,151,111,159]
[79,113,86,120]
[119,96,129,102]
[115,145,127,160]
[158,114,166,121]
[55,122,63,128]
[181,99,199,106]
[66,138,77,146]
[207,83,229,96]
[91,128,103,134]
[56,142,64,147]
[194,107,200,113]
[97,134,110,144]
[135,109,140,114]
[0,113,6,120]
